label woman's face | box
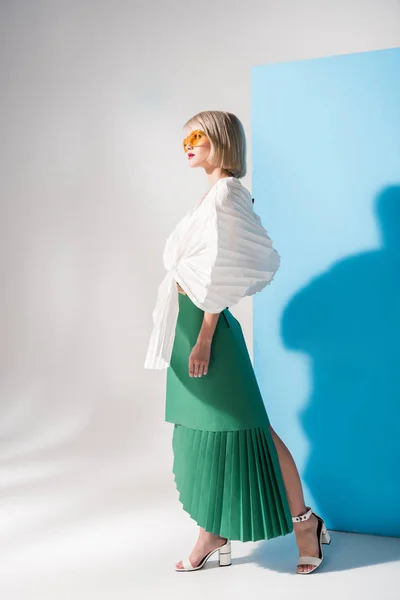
[183,125,212,170]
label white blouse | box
[144,176,280,370]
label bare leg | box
[269,424,320,574]
[175,527,227,570]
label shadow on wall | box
[281,185,400,538]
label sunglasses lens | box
[192,131,202,143]
[183,130,205,152]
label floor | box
[1,504,399,600]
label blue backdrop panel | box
[251,47,400,537]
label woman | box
[144,111,331,574]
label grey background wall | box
[1,1,399,595]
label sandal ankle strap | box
[292,506,312,523]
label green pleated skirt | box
[166,292,293,542]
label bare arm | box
[176,281,220,375]
[197,312,219,344]
[188,311,220,377]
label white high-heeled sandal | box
[175,539,232,572]
[292,506,331,574]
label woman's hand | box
[188,339,211,377]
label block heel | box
[218,540,232,566]
[321,524,331,545]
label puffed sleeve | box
[208,178,280,305]
[174,178,280,313]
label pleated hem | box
[172,424,294,542]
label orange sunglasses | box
[183,129,207,153]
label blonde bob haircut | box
[183,110,247,178]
